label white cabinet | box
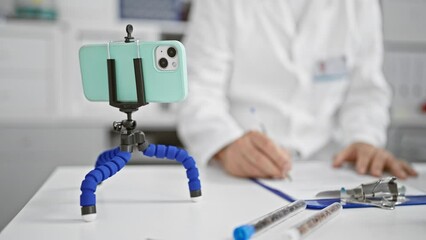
[388,120,426,162]
[0,22,62,121]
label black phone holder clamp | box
[107,24,148,153]
[79,25,203,222]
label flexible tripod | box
[79,25,202,222]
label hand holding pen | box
[250,107,293,180]
[214,131,292,179]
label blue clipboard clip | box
[251,178,426,210]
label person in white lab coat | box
[177,0,417,179]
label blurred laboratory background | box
[0,0,425,231]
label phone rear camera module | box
[159,58,168,68]
[155,45,178,71]
[167,47,177,58]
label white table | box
[1,163,425,240]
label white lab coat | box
[177,0,391,164]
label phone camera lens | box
[159,58,168,68]
[167,47,177,58]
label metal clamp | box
[340,177,406,209]
[317,177,406,210]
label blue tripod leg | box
[79,147,131,221]
[142,144,202,201]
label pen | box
[249,107,293,181]
[233,200,307,240]
[284,202,342,240]
[249,107,267,134]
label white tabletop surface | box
[1,162,425,240]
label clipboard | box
[251,178,426,209]
[249,161,426,210]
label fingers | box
[249,131,290,171]
[279,147,292,173]
[215,131,290,179]
[333,142,418,179]
[400,160,418,177]
[385,158,418,180]
[332,145,354,168]
[367,149,418,179]
[386,158,408,179]
[243,147,282,178]
[217,146,264,178]
[244,132,286,178]
[354,147,374,174]
[369,150,388,177]
[235,155,265,178]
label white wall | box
[382,0,426,43]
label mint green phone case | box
[79,41,187,103]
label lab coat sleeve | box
[177,0,244,164]
[338,1,392,148]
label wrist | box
[214,147,227,162]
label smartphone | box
[79,40,187,103]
